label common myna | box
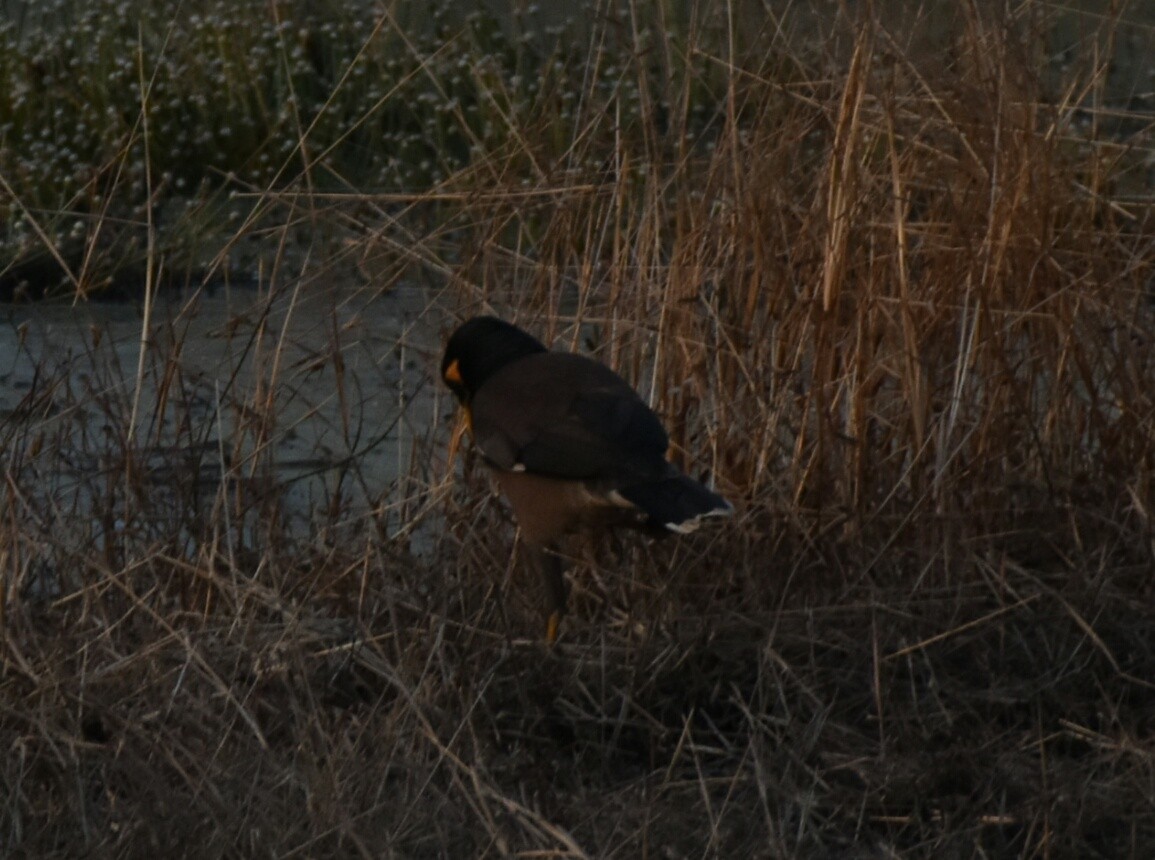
[442,315,731,641]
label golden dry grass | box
[3,1,1155,857]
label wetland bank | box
[2,1,1155,856]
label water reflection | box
[0,282,448,599]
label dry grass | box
[3,1,1155,857]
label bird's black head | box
[441,316,548,403]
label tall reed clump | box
[412,4,1155,848]
[429,2,1155,585]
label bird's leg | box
[527,541,569,644]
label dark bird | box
[441,315,731,642]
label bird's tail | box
[618,473,732,534]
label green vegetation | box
[0,0,638,295]
[2,0,1155,856]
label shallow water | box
[0,280,452,594]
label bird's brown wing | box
[469,352,669,482]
